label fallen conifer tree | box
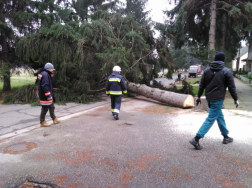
[127,82,194,108]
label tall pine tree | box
[0,0,72,91]
[165,0,252,65]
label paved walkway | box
[234,77,252,111]
[0,96,111,137]
[222,77,252,111]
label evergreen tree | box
[165,0,252,64]
[0,0,72,91]
[15,9,156,103]
[170,45,202,70]
[124,0,150,24]
[72,0,119,21]
[155,23,175,78]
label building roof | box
[241,45,252,62]
[234,46,248,59]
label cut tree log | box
[127,82,194,108]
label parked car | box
[188,64,202,77]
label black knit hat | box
[214,52,225,62]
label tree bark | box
[127,82,194,108]
[236,57,240,71]
[208,0,217,59]
[220,13,227,53]
[3,70,11,91]
[0,0,11,91]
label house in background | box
[232,46,248,71]
[241,44,252,72]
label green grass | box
[187,77,201,84]
[172,71,187,76]
[243,75,252,79]
[0,73,36,90]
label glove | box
[47,97,53,100]
[196,98,201,106]
[235,100,239,108]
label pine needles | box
[3,85,38,104]
[150,79,195,96]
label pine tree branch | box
[131,46,156,68]
[130,22,134,52]
[100,23,103,47]
[118,21,123,39]
[122,74,129,84]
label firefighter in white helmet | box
[106,66,127,120]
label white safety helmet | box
[112,66,121,72]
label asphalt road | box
[0,97,111,137]
[0,96,252,187]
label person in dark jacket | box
[106,66,127,120]
[189,52,239,150]
[178,69,182,80]
[38,62,60,127]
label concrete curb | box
[0,104,107,141]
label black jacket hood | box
[210,61,225,72]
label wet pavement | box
[233,78,252,111]
[0,97,111,138]
[1,76,252,187]
[221,77,252,112]
[0,95,252,187]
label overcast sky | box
[144,0,175,38]
[146,0,175,23]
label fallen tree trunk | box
[127,82,194,108]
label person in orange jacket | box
[38,62,60,127]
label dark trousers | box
[40,103,56,123]
[110,95,122,115]
[178,74,181,80]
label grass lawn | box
[186,77,202,84]
[0,73,36,103]
[0,73,36,90]
[172,71,187,76]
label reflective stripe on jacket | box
[106,72,127,95]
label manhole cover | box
[3,142,37,154]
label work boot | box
[40,121,51,127]
[113,114,119,120]
[223,137,233,144]
[189,138,203,150]
[53,118,61,124]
